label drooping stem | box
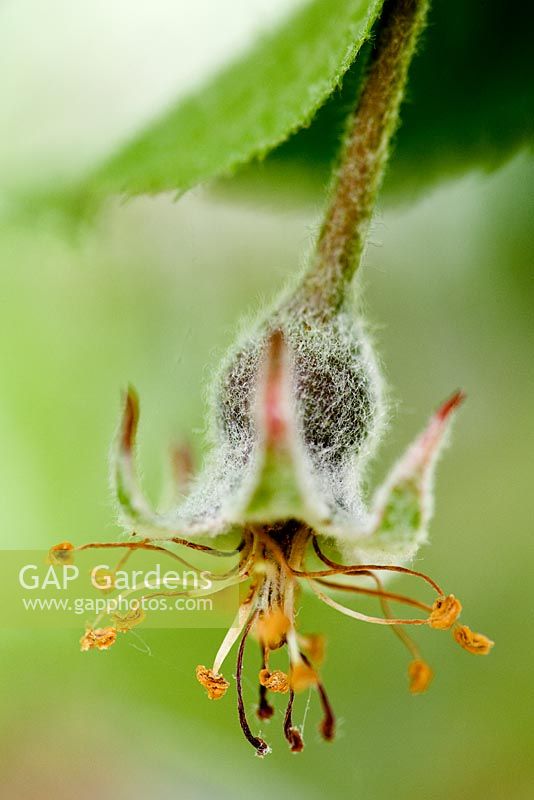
[295,0,429,315]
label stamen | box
[283,691,304,753]
[290,661,318,692]
[286,628,317,691]
[114,548,135,573]
[167,536,243,558]
[315,578,431,614]
[196,665,229,700]
[133,573,247,608]
[311,536,444,594]
[408,659,433,694]
[111,604,145,633]
[311,548,436,690]
[212,592,258,675]
[259,668,289,693]
[312,536,353,569]
[309,581,428,626]
[254,529,294,578]
[255,607,290,650]
[372,572,430,687]
[428,594,462,630]
[453,625,494,655]
[75,537,244,586]
[92,567,116,593]
[297,633,326,666]
[236,613,271,757]
[79,626,117,652]
[88,571,244,632]
[48,541,75,565]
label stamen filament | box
[286,626,304,665]
[317,562,425,661]
[213,590,258,675]
[254,528,295,579]
[376,578,422,661]
[77,538,244,582]
[77,539,205,574]
[167,536,243,558]
[89,576,239,629]
[301,565,443,595]
[308,580,428,625]
[311,538,444,594]
[315,578,431,613]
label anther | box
[453,625,494,655]
[256,608,290,650]
[408,659,433,694]
[195,665,229,699]
[290,660,317,692]
[48,541,75,565]
[428,594,462,630]
[259,668,289,693]
[80,626,117,652]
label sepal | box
[341,392,465,563]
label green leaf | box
[68,0,534,209]
[387,0,534,195]
[88,0,384,198]
[236,0,534,201]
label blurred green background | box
[1,1,533,798]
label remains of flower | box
[51,0,494,756]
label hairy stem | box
[295,0,429,316]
